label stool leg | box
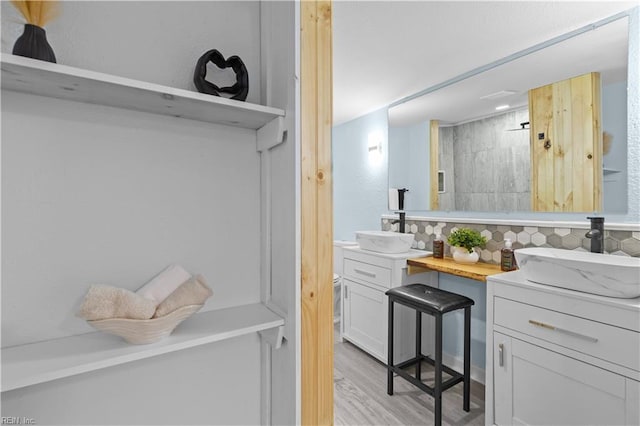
[463,306,471,412]
[415,310,422,381]
[387,299,394,395]
[434,314,443,426]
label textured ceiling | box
[333,1,639,126]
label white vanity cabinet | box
[341,247,436,363]
[486,271,640,426]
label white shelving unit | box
[1,4,297,423]
[1,54,285,130]
[1,53,288,396]
[2,303,284,392]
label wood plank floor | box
[334,334,485,425]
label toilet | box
[333,240,358,326]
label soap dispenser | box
[433,233,444,259]
[501,238,517,271]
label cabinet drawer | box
[494,296,640,372]
[344,259,392,288]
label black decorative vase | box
[12,24,57,63]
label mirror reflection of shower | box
[387,15,628,213]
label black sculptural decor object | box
[193,49,248,101]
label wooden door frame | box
[301,1,334,425]
[430,120,439,210]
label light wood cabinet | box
[486,272,640,426]
[529,72,602,212]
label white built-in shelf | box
[1,54,285,130]
[603,167,622,175]
[1,303,284,392]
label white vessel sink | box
[355,230,414,254]
[515,247,640,298]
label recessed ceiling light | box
[495,104,510,111]
[480,90,517,100]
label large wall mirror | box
[388,15,629,213]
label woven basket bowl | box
[87,304,203,344]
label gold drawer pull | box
[528,320,598,343]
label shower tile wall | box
[382,218,640,263]
[439,109,531,212]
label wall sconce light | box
[368,131,383,163]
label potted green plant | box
[447,228,487,264]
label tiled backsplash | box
[382,218,640,263]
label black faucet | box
[397,188,408,210]
[390,188,408,233]
[391,211,406,233]
[585,216,604,253]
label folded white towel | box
[153,274,213,318]
[78,285,156,321]
[136,264,191,306]
[389,188,399,210]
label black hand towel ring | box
[193,49,249,101]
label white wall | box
[2,92,261,346]
[625,7,639,222]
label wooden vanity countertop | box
[407,256,503,282]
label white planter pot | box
[451,246,480,264]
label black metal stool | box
[386,284,474,426]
